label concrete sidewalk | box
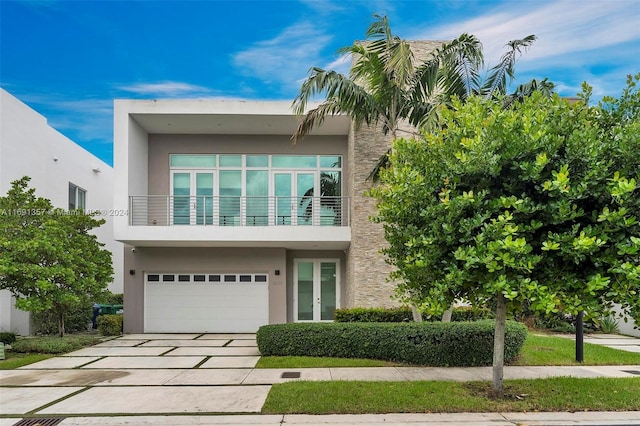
[1,333,639,425]
[1,412,639,426]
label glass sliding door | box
[274,172,316,225]
[296,173,315,225]
[195,173,213,225]
[219,170,241,226]
[246,170,268,226]
[295,259,340,321]
[171,171,214,225]
[172,173,191,225]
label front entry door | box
[294,259,340,321]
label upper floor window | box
[69,183,86,211]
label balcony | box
[130,195,350,227]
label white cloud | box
[404,0,640,98]
[232,22,333,88]
[117,81,215,98]
[413,0,639,63]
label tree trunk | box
[58,312,65,338]
[411,305,423,322]
[492,293,506,397]
[441,305,453,322]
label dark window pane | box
[147,275,160,282]
[224,275,236,282]
[162,275,175,282]
[255,275,267,282]
[239,275,251,282]
[178,275,190,282]
[209,275,221,282]
[193,275,205,282]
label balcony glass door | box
[273,172,315,225]
[294,259,340,321]
[171,171,214,225]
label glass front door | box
[274,172,316,225]
[295,259,340,321]
[171,171,214,225]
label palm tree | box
[291,15,541,322]
[291,14,540,178]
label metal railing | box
[129,195,350,227]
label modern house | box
[113,97,407,333]
[0,88,123,335]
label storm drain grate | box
[621,370,640,375]
[13,418,65,426]
[281,371,301,378]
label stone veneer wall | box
[345,40,445,308]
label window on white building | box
[68,183,86,211]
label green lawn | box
[262,377,640,414]
[0,353,52,369]
[511,333,640,366]
[256,356,399,368]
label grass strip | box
[512,334,640,366]
[0,353,52,369]
[256,356,398,368]
[262,377,640,414]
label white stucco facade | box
[0,88,123,335]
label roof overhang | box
[118,99,351,136]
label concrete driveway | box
[0,333,271,418]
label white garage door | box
[144,273,269,333]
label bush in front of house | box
[334,307,413,322]
[96,314,123,336]
[256,320,527,366]
[32,305,93,335]
[334,306,494,323]
[0,332,17,345]
[11,335,99,354]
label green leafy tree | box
[292,14,541,320]
[0,177,113,337]
[370,75,640,396]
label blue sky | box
[1,0,639,166]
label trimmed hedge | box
[335,307,412,322]
[97,314,123,336]
[256,320,527,367]
[334,306,493,323]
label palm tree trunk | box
[492,293,506,397]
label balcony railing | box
[129,195,350,227]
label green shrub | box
[257,320,527,367]
[598,316,620,334]
[32,305,93,335]
[335,307,413,322]
[101,292,123,305]
[334,306,494,323]
[450,306,494,321]
[97,314,123,336]
[0,332,17,345]
[11,335,99,354]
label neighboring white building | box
[0,88,123,335]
